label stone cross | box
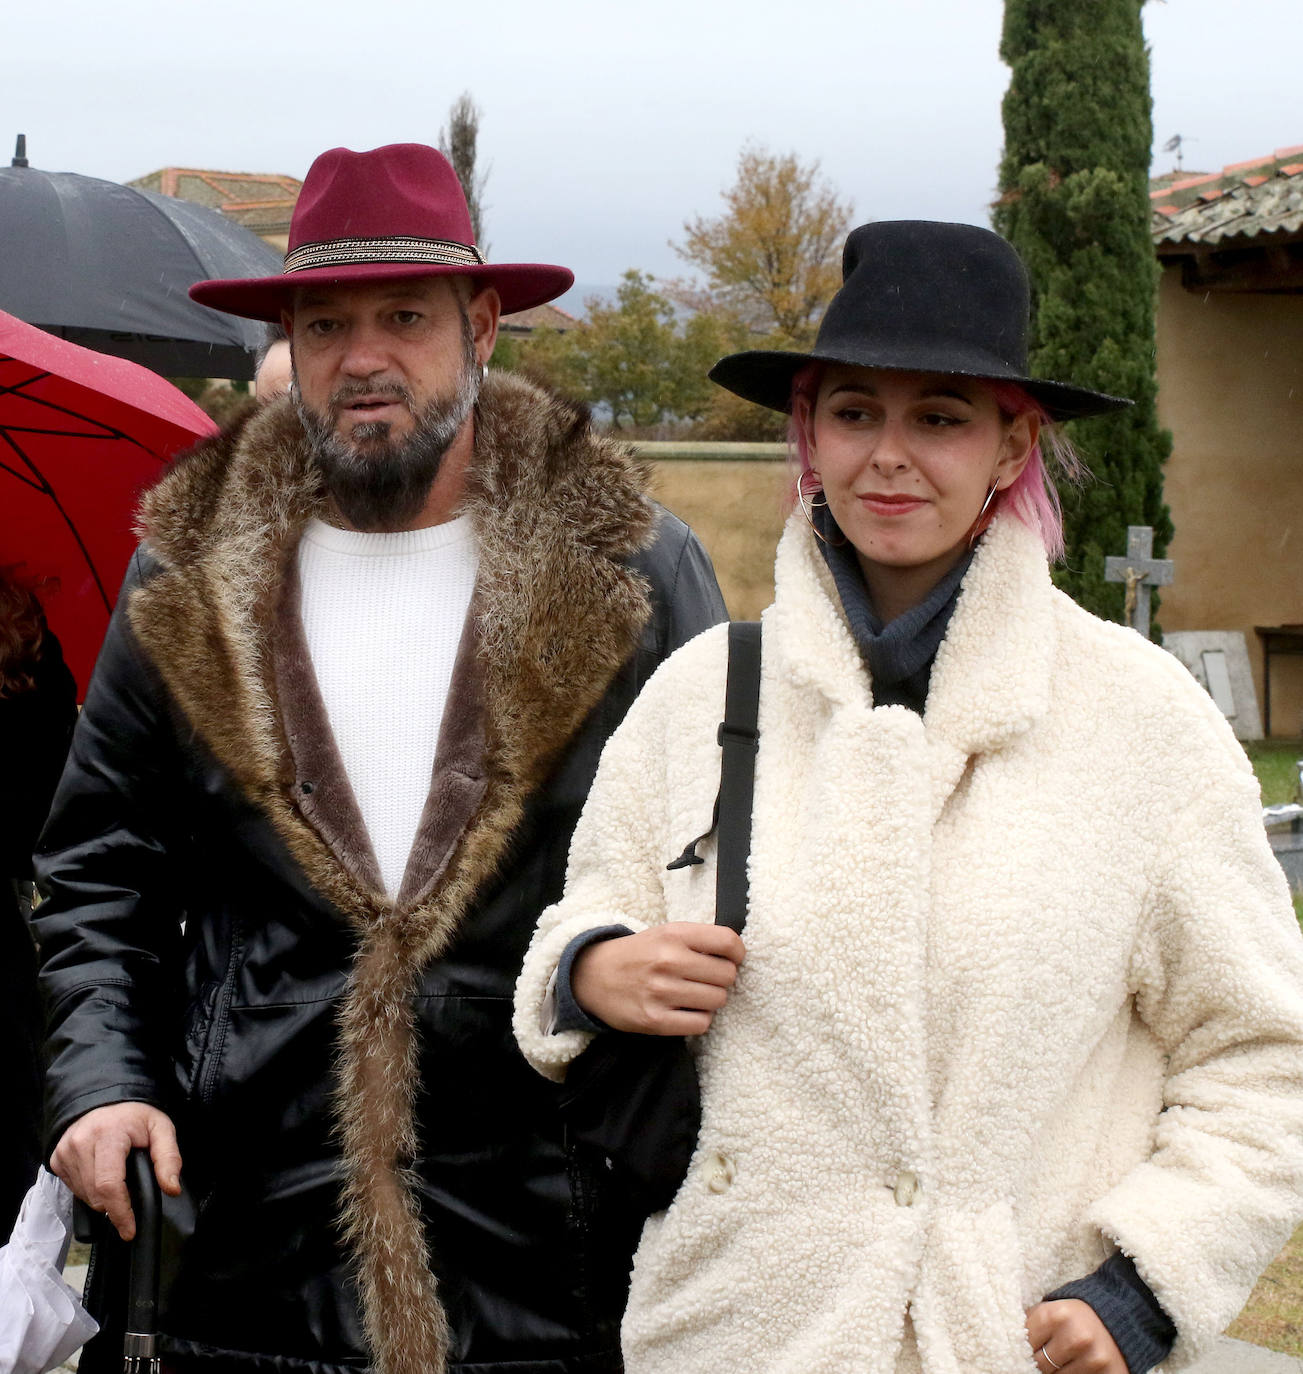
[1104,525,1174,639]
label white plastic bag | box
[0,1169,98,1374]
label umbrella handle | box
[123,1147,161,1373]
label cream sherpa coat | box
[514,513,1303,1374]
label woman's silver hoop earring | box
[967,480,1002,550]
[481,362,489,381]
[797,472,841,545]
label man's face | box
[287,276,495,529]
[289,276,484,446]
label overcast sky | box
[5,0,1299,305]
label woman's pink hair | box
[787,362,1080,561]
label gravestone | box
[1104,525,1173,639]
[1162,631,1264,741]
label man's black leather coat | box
[34,381,727,1373]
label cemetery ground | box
[1230,1223,1303,1358]
[1248,740,1303,808]
[1247,738,1303,929]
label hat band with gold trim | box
[283,235,486,274]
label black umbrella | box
[0,135,284,379]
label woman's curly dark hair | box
[0,565,50,697]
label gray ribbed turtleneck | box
[814,503,974,714]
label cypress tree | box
[439,92,488,249]
[994,0,1172,630]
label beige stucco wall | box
[1155,268,1303,736]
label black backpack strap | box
[714,621,761,934]
[664,621,763,905]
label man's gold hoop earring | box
[967,481,1002,550]
[797,472,843,546]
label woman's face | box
[807,366,1036,597]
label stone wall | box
[636,444,789,620]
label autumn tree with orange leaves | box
[672,145,852,344]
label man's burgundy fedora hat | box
[708,221,1130,423]
[190,143,574,322]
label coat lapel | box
[273,556,385,895]
[769,512,1058,826]
[130,401,385,924]
[394,600,487,910]
[922,514,1057,806]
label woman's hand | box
[572,923,746,1035]
[1026,1299,1127,1374]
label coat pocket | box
[177,980,219,1101]
[915,1201,1041,1374]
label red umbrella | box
[0,308,218,695]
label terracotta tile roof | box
[127,166,303,236]
[221,200,299,229]
[1151,145,1303,248]
[499,302,579,333]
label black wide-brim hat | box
[190,143,573,322]
[709,221,1130,422]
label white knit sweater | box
[515,513,1303,1374]
[297,516,477,896]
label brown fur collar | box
[129,372,657,1373]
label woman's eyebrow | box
[826,383,976,403]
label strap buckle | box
[716,721,758,750]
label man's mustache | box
[327,380,416,414]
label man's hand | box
[572,923,746,1035]
[1027,1299,1127,1374]
[50,1102,182,1241]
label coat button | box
[893,1171,920,1207]
[706,1154,735,1193]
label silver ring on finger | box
[1040,1346,1063,1371]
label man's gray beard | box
[296,326,481,532]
